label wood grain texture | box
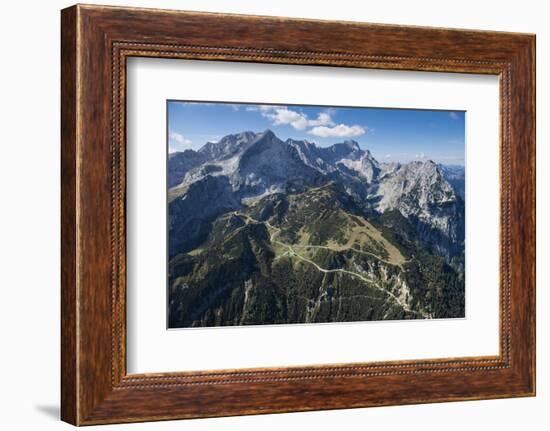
[60,4,536,425]
[60,5,78,425]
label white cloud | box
[448,112,459,120]
[168,131,192,152]
[308,124,366,138]
[259,106,334,130]
[309,112,333,127]
[260,106,308,129]
[415,152,426,159]
[247,105,367,138]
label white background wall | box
[0,0,546,429]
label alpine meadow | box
[167,102,466,328]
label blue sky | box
[168,101,465,165]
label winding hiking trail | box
[291,243,406,268]
[232,212,427,318]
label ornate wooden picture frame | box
[61,4,535,425]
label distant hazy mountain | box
[167,130,465,328]
[440,164,465,200]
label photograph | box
[167,101,466,328]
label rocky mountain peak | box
[198,131,258,160]
[343,139,360,149]
[168,130,464,260]
[377,159,453,204]
[360,149,378,166]
[320,140,362,163]
[167,149,207,188]
[374,158,462,258]
[261,128,276,139]
[403,159,444,182]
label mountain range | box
[167,129,465,328]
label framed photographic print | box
[61,4,536,425]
